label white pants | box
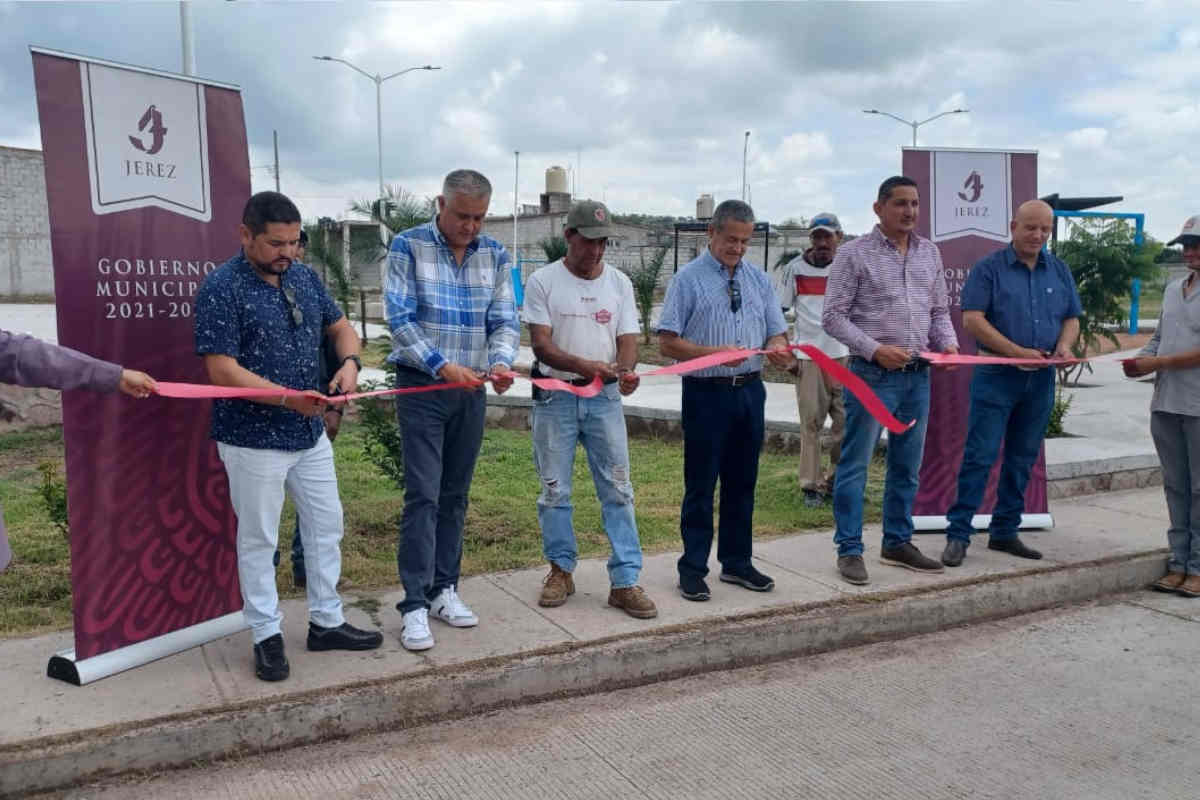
[217,433,345,643]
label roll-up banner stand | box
[31,47,250,684]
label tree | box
[629,245,669,343]
[350,184,434,237]
[303,221,352,312]
[1055,219,1162,385]
[538,235,567,262]
[348,184,435,273]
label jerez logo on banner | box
[80,62,211,221]
[930,151,1010,243]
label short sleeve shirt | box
[656,249,788,377]
[520,260,640,381]
[961,245,1082,353]
[195,252,343,451]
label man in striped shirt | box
[383,169,518,651]
[822,176,959,586]
[658,199,795,602]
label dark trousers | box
[677,377,766,579]
[394,369,486,614]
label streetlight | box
[313,56,441,199]
[862,108,969,146]
[741,130,750,202]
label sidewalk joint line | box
[1123,598,1200,624]
[483,574,580,641]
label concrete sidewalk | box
[0,486,1171,797]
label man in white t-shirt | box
[521,200,657,619]
[780,212,850,507]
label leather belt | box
[684,371,762,387]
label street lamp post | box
[862,108,969,146]
[741,130,750,201]
[313,56,441,200]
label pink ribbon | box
[919,351,1086,367]
[155,345,917,435]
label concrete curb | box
[0,549,1165,798]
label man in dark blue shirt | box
[195,191,382,682]
[941,199,1081,567]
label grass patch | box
[0,424,883,637]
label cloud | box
[0,1,1198,243]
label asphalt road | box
[41,590,1200,800]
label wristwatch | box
[341,354,362,371]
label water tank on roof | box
[697,193,714,220]
[546,166,568,194]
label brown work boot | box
[538,563,575,607]
[1177,574,1200,598]
[608,585,658,619]
[1153,571,1187,593]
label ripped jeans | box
[531,382,642,588]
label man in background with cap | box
[940,199,1080,569]
[780,213,850,508]
[1125,214,1200,597]
[522,201,657,619]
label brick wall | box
[0,146,54,296]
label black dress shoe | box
[254,633,289,682]
[719,564,775,592]
[988,536,1042,560]
[941,539,968,567]
[679,574,711,601]
[307,622,384,652]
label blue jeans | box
[946,365,1055,544]
[531,383,642,587]
[678,377,765,579]
[832,360,930,557]
[394,369,486,614]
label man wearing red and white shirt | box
[822,176,958,586]
[780,212,850,508]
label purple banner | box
[33,50,248,660]
[902,148,1044,518]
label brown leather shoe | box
[1177,574,1200,598]
[1153,571,1187,593]
[538,563,575,607]
[608,585,658,619]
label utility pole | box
[179,1,195,75]
[742,130,750,202]
[513,150,520,264]
[272,130,280,192]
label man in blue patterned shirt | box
[196,191,383,682]
[384,169,518,651]
[657,199,794,602]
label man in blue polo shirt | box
[657,199,794,602]
[384,169,518,651]
[941,199,1081,567]
[196,191,383,683]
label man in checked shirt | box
[823,176,959,585]
[383,169,518,651]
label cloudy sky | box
[1,1,1197,241]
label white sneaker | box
[429,585,479,628]
[400,608,434,651]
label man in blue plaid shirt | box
[384,169,518,651]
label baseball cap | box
[809,212,842,234]
[566,200,615,240]
[1167,215,1200,246]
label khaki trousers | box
[793,358,847,491]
